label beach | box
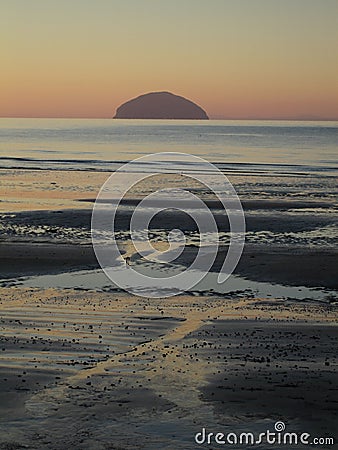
[1,168,337,293]
[0,120,337,448]
[0,288,337,449]
[2,0,338,444]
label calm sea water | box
[0,118,337,175]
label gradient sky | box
[1,0,337,119]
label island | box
[113,91,209,119]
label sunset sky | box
[1,0,337,120]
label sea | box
[0,118,337,175]
[0,118,337,300]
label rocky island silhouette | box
[113,91,209,119]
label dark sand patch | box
[235,246,338,289]
[197,245,338,289]
[0,242,98,279]
[187,320,338,436]
[78,197,336,211]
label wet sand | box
[0,289,337,449]
[179,244,338,289]
[1,241,337,291]
[0,243,97,280]
[0,169,109,212]
[0,168,337,448]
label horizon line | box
[1,115,338,122]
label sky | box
[1,0,338,119]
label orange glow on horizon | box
[1,1,337,120]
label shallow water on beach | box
[6,267,336,303]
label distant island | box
[113,91,209,120]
